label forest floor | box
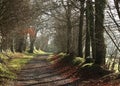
[13,55,75,86]
[12,55,120,86]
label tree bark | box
[16,37,24,53]
[85,0,91,58]
[114,0,120,19]
[66,0,72,54]
[95,0,106,65]
[89,0,96,59]
[28,39,35,53]
[28,32,37,53]
[77,0,85,57]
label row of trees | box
[0,0,32,52]
[50,0,120,66]
[49,0,106,66]
[0,0,119,67]
[0,0,51,53]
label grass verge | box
[0,52,35,86]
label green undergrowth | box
[48,53,113,81]
[34,48,51,55]
[9,53,35,71]
[0,51,36,85]
[48,53,86,66]
[0,52,15,85]
[48,53,105,68]
[72,57,85,66]
[0,63,15,79]
[48,53,118,85]
[48,53,113,72]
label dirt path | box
[13,55,76,86]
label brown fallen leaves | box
[49,54,120,86]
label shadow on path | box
[14,55,76,86]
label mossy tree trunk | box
[95,0,106,65]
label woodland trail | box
[14,55,76,86]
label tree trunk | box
[77,0,85,57]
[114,0,120,19]
[95,0,106,65]
[22,35,27,51]
[85,0,91,58]
[89,0,96,59]
[66,0,72,54]
[16,37,24,53]
[28,33,37,53]
[66,17,72,54]
[118,58,120,72]
[28,39,35,53]
[1,35,8,51]
[10,39,14,52]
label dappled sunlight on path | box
[14,55,76,86]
